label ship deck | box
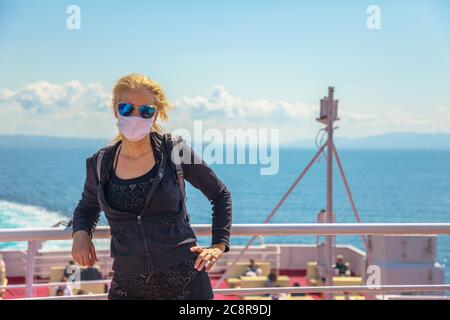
[3,269,325,300]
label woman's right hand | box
[72,230,99,267]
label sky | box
[0,0,449,143]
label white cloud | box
[0,80,111,112]
[339,111,375,121]
[2,80,444,143]
[168,85,377,143]
[174,85,315,121]
[0,80,114,138]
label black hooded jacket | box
[71,131,232,274]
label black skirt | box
[107,253,214,300]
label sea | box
[0,145,449,282]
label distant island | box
[285,132,450,150]
[0,134,111,149]
[0,132,449,150]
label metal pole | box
[325,87,335,299]
[332,142,371,267]
[25,240,36,298]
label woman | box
[71,73,232,300]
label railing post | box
[276,245,280,277]
[325,86,335,299]
[103,254,108,281]
[25,240,37,298]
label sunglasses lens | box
[139,105,156,119]
[118,103,133,116]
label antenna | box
[316,86,340,125]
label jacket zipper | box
[137,214,153,275]
[97,135,166,274]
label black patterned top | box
[104,146,158,214]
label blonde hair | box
[109,73,173,144]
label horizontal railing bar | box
[15,284,450,300]
[1,223,450,242]
[31,251,279,261]
[20,294,108,300]
[0,279,111,290]
[377,295,450,300]
[33,254,112,260]
[214,284,450,295]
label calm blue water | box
[0,147,449,282]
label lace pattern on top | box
[104,143,158,214]
[104,165,157,214]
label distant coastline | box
[286,132,450,150]
[0,132,449,150]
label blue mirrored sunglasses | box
[118,103,156,119]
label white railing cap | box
[1,223,450,242]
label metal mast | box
[325,86,336,299]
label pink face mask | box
[115,113,155,142]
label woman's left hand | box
[190,245,224,272]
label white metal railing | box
[213,284,450,295]
[1,223,450,299]
[31,250,112,279]
[2,279,110,290]
[2,223,450,242]
[21,293,108,300]
[377,294,450,300]
[17,284,450,300]
[218,245,281,275]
